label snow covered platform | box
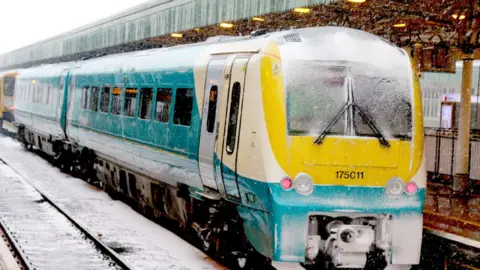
[424,183,480,244]
[0,135,225,270]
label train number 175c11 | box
[335,171,365,179]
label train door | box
[57,68,69,128]
[198,57,227,192]
[220,56,250,200]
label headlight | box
[294,173,313,196]
[385,177,405,198]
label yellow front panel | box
[287,136,412,186]
[301,137,401,168]
[259,42,424,187]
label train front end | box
[264,27,425,269]
[0,71,18,133]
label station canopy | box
[151,0,478,74]
[0,0,478,72]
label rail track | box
[0,158,132,270]
[0,218,28,270]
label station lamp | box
[220,23,234,28]
[294,7,310,13]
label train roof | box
[16,62,76,80]
[0,69,22,77]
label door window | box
[226,82,241,154]
[206,85,218,133]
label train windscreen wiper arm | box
[313,101,390,148]
[353,104,390,147]
[313,101,350,145]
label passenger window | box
[173,88,193,126]
[155,88,172,123]
[100,86,110,113]
[38,86,44,104]
[139,88,153,120]
[111,87,122,115]
[226,82,241,154]
[81,87,89,109]
[206,85,218,133]
[46,86,50,105]
[90,86,99,111]
[50,87,55,105]
[32,86,36,103]
[124,88,137,117]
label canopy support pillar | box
[453,54,474,193]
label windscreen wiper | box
[354,105,390,147]
[314,101,390,147]
[313,101,350,145]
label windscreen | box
[3,77,15,96]
[285,60,412,139]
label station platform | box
[424,182,480,242]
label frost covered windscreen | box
[285,60,412,139]
[4,77,15,96]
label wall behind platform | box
[421,60,480,128]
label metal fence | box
[425,128,480,182]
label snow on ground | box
[0,135,226,270]
[0,163,120,270]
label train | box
[10,26,426,270]
[0,70,20,134]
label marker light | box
[294,173,313,196]
[171,33,183,38]
[280,178,293,190]
[405,182,418,195]
[9,105,13,111]
[385,177,405,198]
